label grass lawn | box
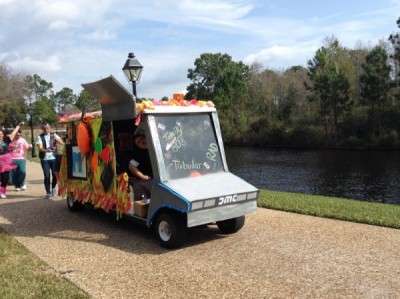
[258,189,400,229]
[0,229,89,299]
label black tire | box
[155,213,187,249]
[217,216,245,234]
[66,195,84,212]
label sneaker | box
[21,185,26,191]
[15,188,20,192]
[0,194,6,199]
[51,188,57,197]
[45,193,51,200]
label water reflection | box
[225,147,400,204]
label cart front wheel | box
[155,213,187,249]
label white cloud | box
[80,30,116,41]
[177,0,253,21]
[120,0,256,31]
[33,1,81,21]
[48,20,73,31]
[244,43,318,69]
[0,0,13,5]
[9,55,61,73]
[31,0,114,28]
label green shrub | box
[288,124,325,147]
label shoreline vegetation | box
[1,189,399,297]
[225,142,400,151]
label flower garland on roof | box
[135,99,215,125]
[136,99,214,114]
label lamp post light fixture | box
[27,104,36,157]
[122,52,143,98]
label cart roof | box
[58,75,215,123]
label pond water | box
[225,147,400,204]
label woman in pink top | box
[9,129,32,191]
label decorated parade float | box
[58,75,259,248]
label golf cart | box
[58,75,259,248]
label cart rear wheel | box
[67,195,84,212]
[217,216,245,234]
[155,213,187,249]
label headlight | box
[191,201,204,210]
[203,198,216,207]
[247,192,258,200]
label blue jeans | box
[11,159,27,188]
[40,159,57,194]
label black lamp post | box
[27,104,36,157]
[122,52,143,98]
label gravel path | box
[0,161,399,298]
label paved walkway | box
[0,161,399,298]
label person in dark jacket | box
[124,132,153,201]
[36,123,64,200]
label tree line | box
[0,70,97,128]
[1,17,399,149]
[187,18,400,149]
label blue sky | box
[1,0,399,99]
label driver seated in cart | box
[120,130,153,201]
